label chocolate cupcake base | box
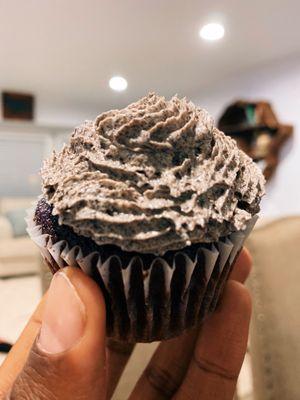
[26,201,257,343]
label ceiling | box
[1,0,300,112]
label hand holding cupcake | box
[27,93,265,342]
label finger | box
[129,327,199,400]
[106,339,135,399]
[0,294,46,396]
[7,267,107,400]
[128,249,253,400]
[229,247,252,283]
[174,281,251,400]
[0,272,132,400]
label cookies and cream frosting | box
[41,93,265,254]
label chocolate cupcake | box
[27,93,265,342]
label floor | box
[0,275,254,399]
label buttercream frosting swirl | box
[41,93,265,255]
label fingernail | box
[37,271,86,354]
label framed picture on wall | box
[1,91,34,121]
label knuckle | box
[11,369,55,400]
[144,364,180,398]
[28,313,43,331]
[10,347,58,400]
[192,355,238,382]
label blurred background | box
[0,1,299,399]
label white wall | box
[0,93,97,197]
[192,54,300,219]
[35,96,101,127]
[0,124,69,197]
[2,54,300,213]
[0,84,102,127]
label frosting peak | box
[41,93,265,254]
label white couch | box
[0,197,40,277]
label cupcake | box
[27,93,265,342]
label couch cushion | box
[0,237,40,277]
[0,237,39,261]
[246,216,300,400]
[0,216,13,239]
[5,208,27,237]
[0,197,34,214]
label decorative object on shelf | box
[218,101,293,181]
[1,91,34,121]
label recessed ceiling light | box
[199,23,225,41]
[109,76,128,91]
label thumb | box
[10,267,107,400]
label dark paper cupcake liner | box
[26,206,257,342]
